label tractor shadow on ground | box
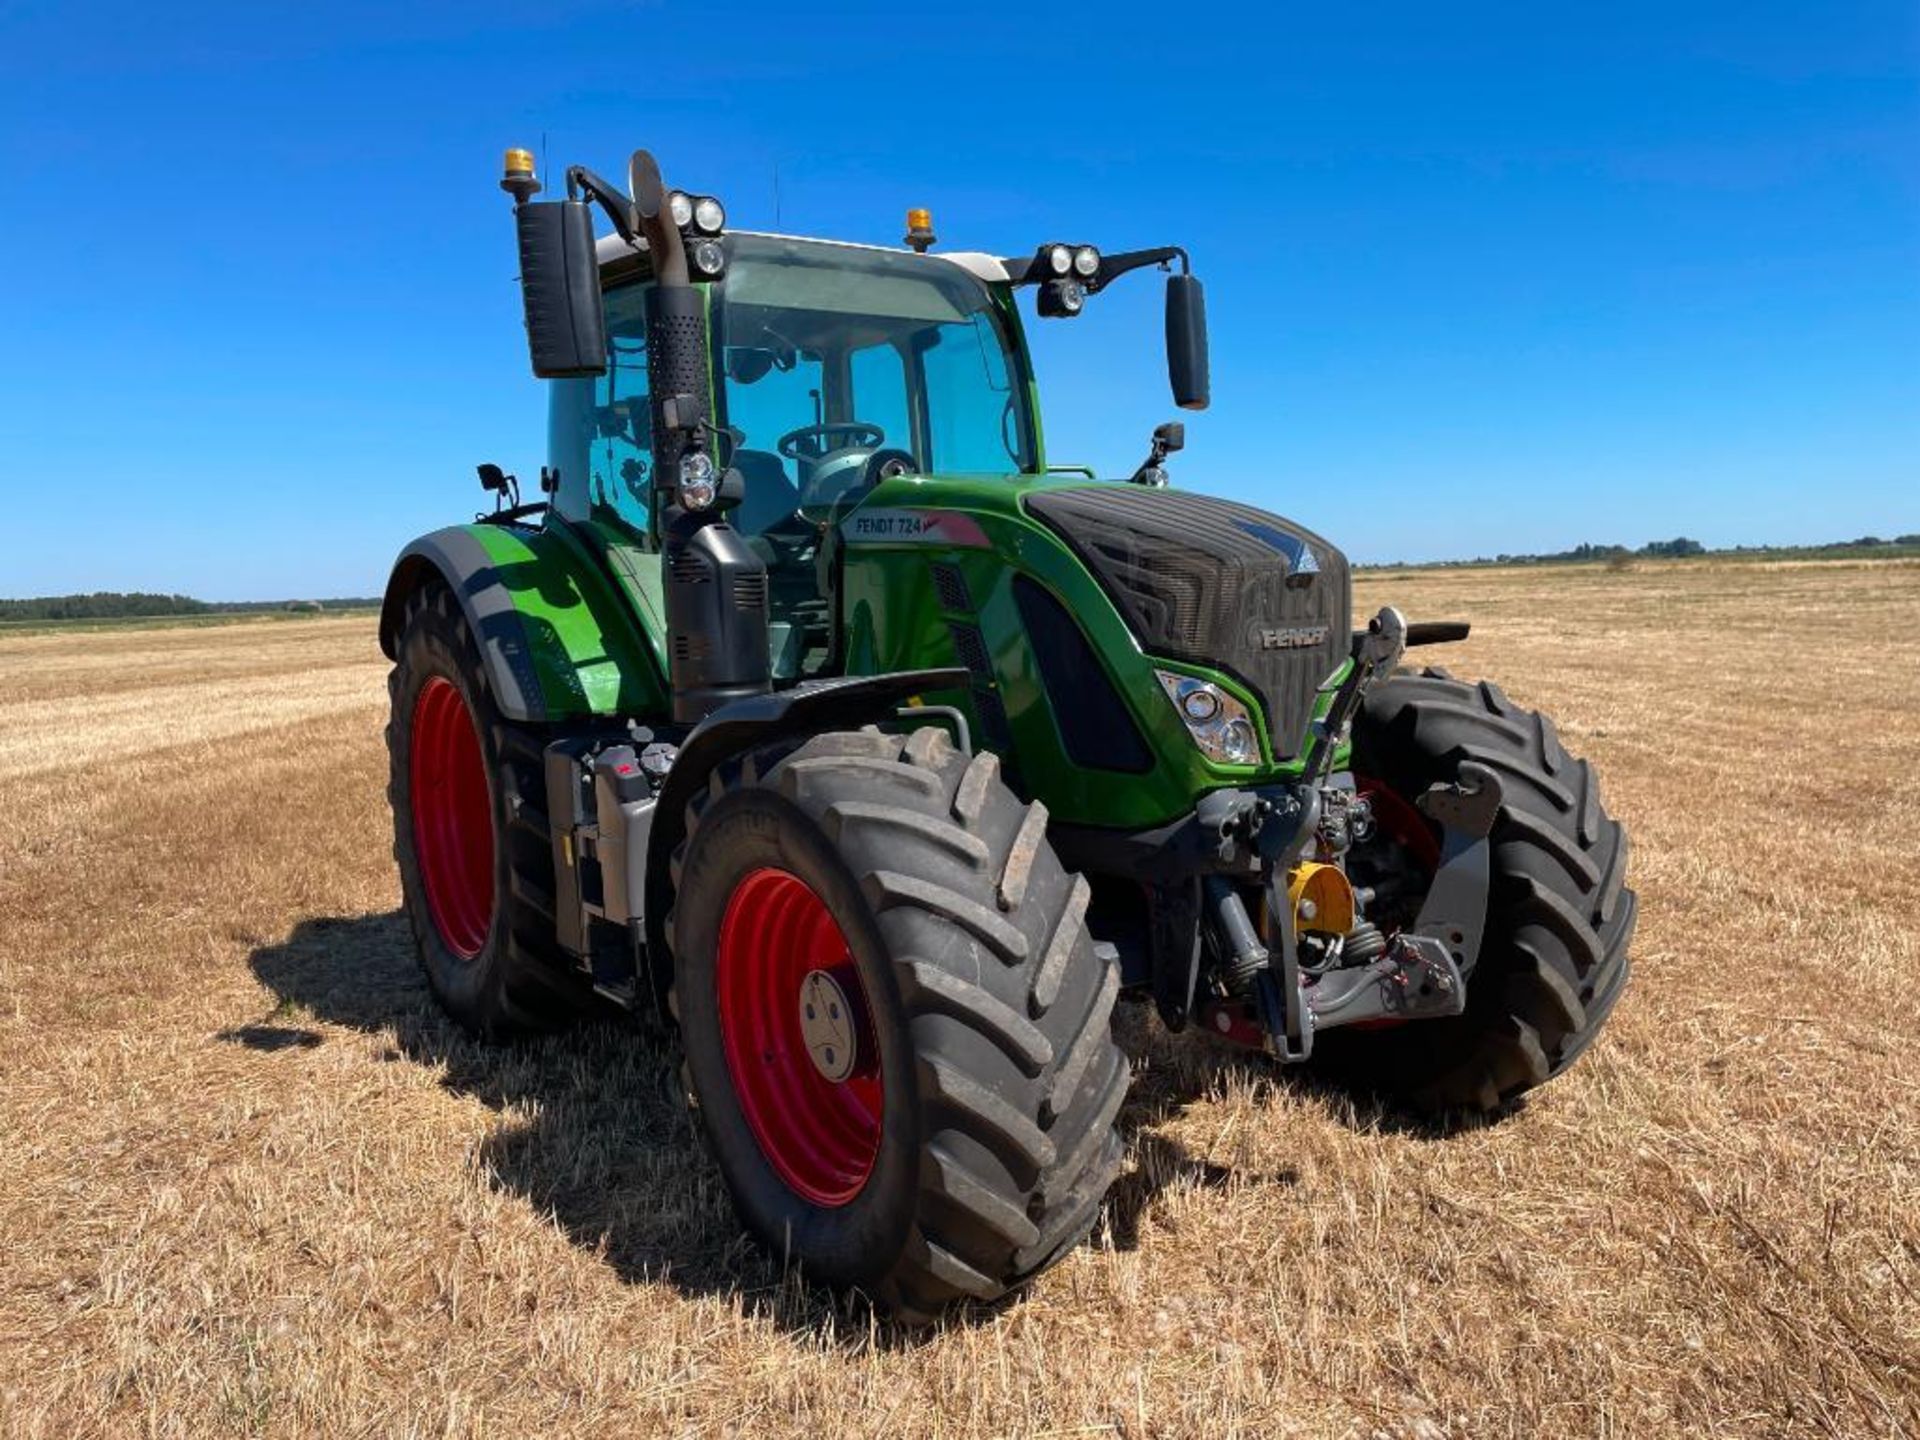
[1096,1001,1504,1252]
[241,911,1490,1344]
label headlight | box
[692,195,725,234]
[690,237,727,276]
[678,451,717,509]
[1072,245,1100,277]
[1045,243,1072,275]
[1155,670,1262,765]
[1180,686,1220,722]
[1219,718,1258,765]
[668,190,694,229]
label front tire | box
[1322,668,1637,1113]
[668,727,1129,1319]
[387,581,590,1036]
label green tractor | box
[380,146,1634,1318]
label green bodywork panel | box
[423,520,666,719]
[834,473,1345,829]
[408,477,1345,827]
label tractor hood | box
[1022,485,1351,761]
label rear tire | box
[387,581,590,1036]
[1320,668,1636,1113]
[668,726,1129,1320]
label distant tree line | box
[0,592,381,620]
[1373,533,1920,570]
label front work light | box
[1037,277,1085,318]
[692,195,725,234]
[1072,245,1100,277]
[678,451,718,509]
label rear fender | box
[379,523,665,722]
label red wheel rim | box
[409,676,495,959]
[716,868,882,1207]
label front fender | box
[379,522,665,722]
[642,668,967,1008]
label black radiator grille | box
[946,619,1015,763]
[1024,486,1350,761]
[930,561,973,614]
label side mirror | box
[513,199,607,378]
[1165,273,1210,411]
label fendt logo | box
[1257,624,1331,651]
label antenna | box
[772,160,782,230]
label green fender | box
[378,520,666,722]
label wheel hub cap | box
[798,969,858,1082]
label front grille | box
[1024,486,1350,761]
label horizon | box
[2,2,1916,600]
[9,527,1920,608]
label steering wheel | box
[777,421,885,462]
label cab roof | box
[593,228,1013,285]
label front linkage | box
[1106,606,1505,1065]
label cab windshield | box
[717,235,1037,532]
[546,235,1038,543]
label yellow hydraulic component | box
[1287,861,1356,936]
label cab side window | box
[849,342,912,463]
[923,312,1021,475]
[548,283,653,538]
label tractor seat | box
[730,448,802,535]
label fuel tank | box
[1023,486,1351,760]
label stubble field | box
[1,559,1915,1438]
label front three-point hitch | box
[1193,608,1504,1063]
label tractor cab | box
[545,232,1044,680]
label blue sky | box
[1,1,1914,598]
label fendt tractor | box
[379,146,1636,1318]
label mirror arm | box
[564,165,639,246]
[563,152,691,288]
[1087,245,1188,292]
